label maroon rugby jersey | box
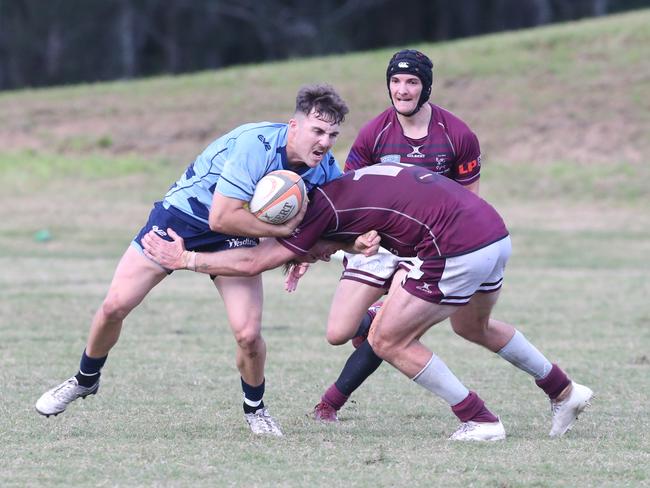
[277,163,507,259]
[344,103,481,185]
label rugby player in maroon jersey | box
[142,162,593,440]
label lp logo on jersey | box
[458,156,481,175]
[407,145,425,158]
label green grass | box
[1,9,650,488]
[0,151,154,181]
[1,249,649,487]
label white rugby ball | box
[249,170,307,224]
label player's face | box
[288,109,340,167]
[390,74,422,114]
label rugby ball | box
[249,170,306,224]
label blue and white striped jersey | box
[163,122,342,224]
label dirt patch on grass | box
[1,15,647,168]
[2,67,646,169]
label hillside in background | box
[0,9,648,194]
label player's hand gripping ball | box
[249,170,307,224]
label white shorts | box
[403,236,512,305]
[341,247,412,288]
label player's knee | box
[325,328,349,346]
[451,320,488,344]
[368,331,395,361]
[100,296,133,322]
[233,326,262,351]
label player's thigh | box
[326,279,385,337]
[213,274,264,334]
[105,245,168,311]
[449,289,500,333]
[370,285,456,350]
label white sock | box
[412,354,469,406]
[497,330,552,380]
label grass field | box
[1,10,650,488]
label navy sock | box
[241,378,265,414]
[75,350,107,387]
[334,340,383,396]
[353,313,373,338]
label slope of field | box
[1,9,648,170]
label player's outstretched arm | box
[142,228,298,276]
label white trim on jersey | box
[372,121,393,153]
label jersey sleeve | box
[344,125,375,172]
[276,190,336,255]
[215,134,269,201]
[449,128,481,186]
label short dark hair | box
[295,84,349,125]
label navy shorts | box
[132,202,259,274]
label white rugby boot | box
[549,382,593,437]
[35,377,99,417]
[449,419,506,441]
[244,407,283,436]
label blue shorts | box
[132,202,259,274]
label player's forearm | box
[184,247,263,276]
[209,208,292,237]
[191,242,293,276]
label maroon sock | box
[451,391,498,423]
[535,364,571,400]
[321,383,349,411]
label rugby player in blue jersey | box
[35,84,349,436]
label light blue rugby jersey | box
[162,122,342,225]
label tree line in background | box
[0,0,646,90]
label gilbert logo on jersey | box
[407,145,425,158]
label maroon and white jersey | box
[344,103,481,186]
[277,163,507,259]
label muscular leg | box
[86,245,168,357]
[368,286,457,377]
[35,245,169,416]
[213,274,266,402]
[449,291,514,352]
[315,272,404,419]
[324,280,385,345]
[215,274,283,436]
[369,286,501,431]
[450,292,567,392]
